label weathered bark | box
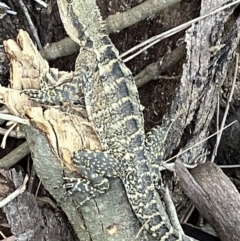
[1,169,78,241]
[23,125,148,241]
[160,0,240,161]
[175,161,240,241]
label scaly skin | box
[28,0,196,240]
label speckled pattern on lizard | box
[25,0,196,240]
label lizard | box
[25,0,196,240]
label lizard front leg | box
[24,47,97,105]
[24,75,84,105]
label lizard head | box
[56,0,105,45]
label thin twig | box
[28,165,36,193]
[210,53,239,162]
[0,127,25,139]
[163,187,184,233]
[18,0,42,49]
[39,0,181,60]
[160,162,197,172]
[0,175,29,208]
[1,123,17,148]
[182,204,195,223]
[0,2,17,16]
[133,219,150,241]
[219,164,240,168]
[0,113,29,125]
[212,95,220,159]
[33,0,48,8]
[0,235,16,241]
[35,179,41,199]
[134,45,186,87]
[194,151,209,163]
[0,142,30,169]
[0,231,6,239]
[159,159,240,172]
[164,120,237,163]
[122,0,240,62]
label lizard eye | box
[67,0,73,3]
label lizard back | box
[57,0,195,240]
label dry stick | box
[134,45,186,87]
[0,2,17,16]
[0,113,29,125]
[176,161,240,241]
[0,235,15,241]
[220,164,240,168]
[133,219,150,241]
[0,175,28,208]
[18,0,42,49]
[33,0,48,8]
[159,162,197,172]
[0,142,30,169]
[122,0,240,62]
[40,36,79,60]
[210,53,239,163]
[27,164,36,193]
[40,0,181,60]
[35,179,41,199]
[213,94,220,158]
[182,204,195,223]
[0,127,25,139]
[213,97,222,160]
[163,187,184,234]
[106,0,181,33]
[1,122,17,148]
[0,231,6,239]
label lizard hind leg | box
[63,150,119,205]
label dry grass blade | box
[164,120,237,163]
[210,53,239,162]
[122,0,240,62]
[0,113,29,125]
[0,175,29,208]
